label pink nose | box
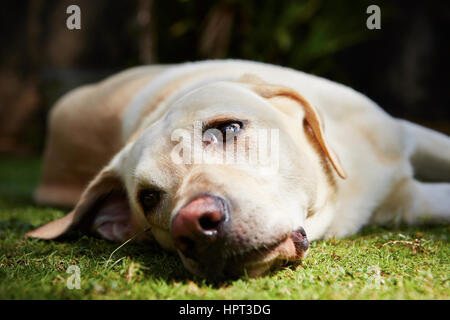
[171,195,229,259]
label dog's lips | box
[178,230,309,279]
[221,231,309,278]
[290,230,309,258]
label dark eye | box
[139,189,162,213]
[219,122,241,135]
[216,121,243,139]
[203,120,245,145]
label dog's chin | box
[179,232,309,280]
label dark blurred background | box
[0,0,449,155]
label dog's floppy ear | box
[26,154,138,242]
[241,76,347,179]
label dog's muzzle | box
[170,194,309,278]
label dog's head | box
[27,75,346,279]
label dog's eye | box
[216,121,243,140]
[138,189,162,213]
[219,122,241,136]
[203,120,245,145]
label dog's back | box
[34,65,168,206]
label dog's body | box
[27,60,450,278]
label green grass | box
[0,156,449,299]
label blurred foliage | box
[2,0,449,155]
[154,0,386,79]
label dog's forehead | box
[126,82,271,156]
[166,81,280,121]
[126,80,299,188]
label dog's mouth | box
[179,228,309,279]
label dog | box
[26,60,450,278]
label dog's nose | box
[171,195,229,260]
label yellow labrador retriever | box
[26,60,450,278]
